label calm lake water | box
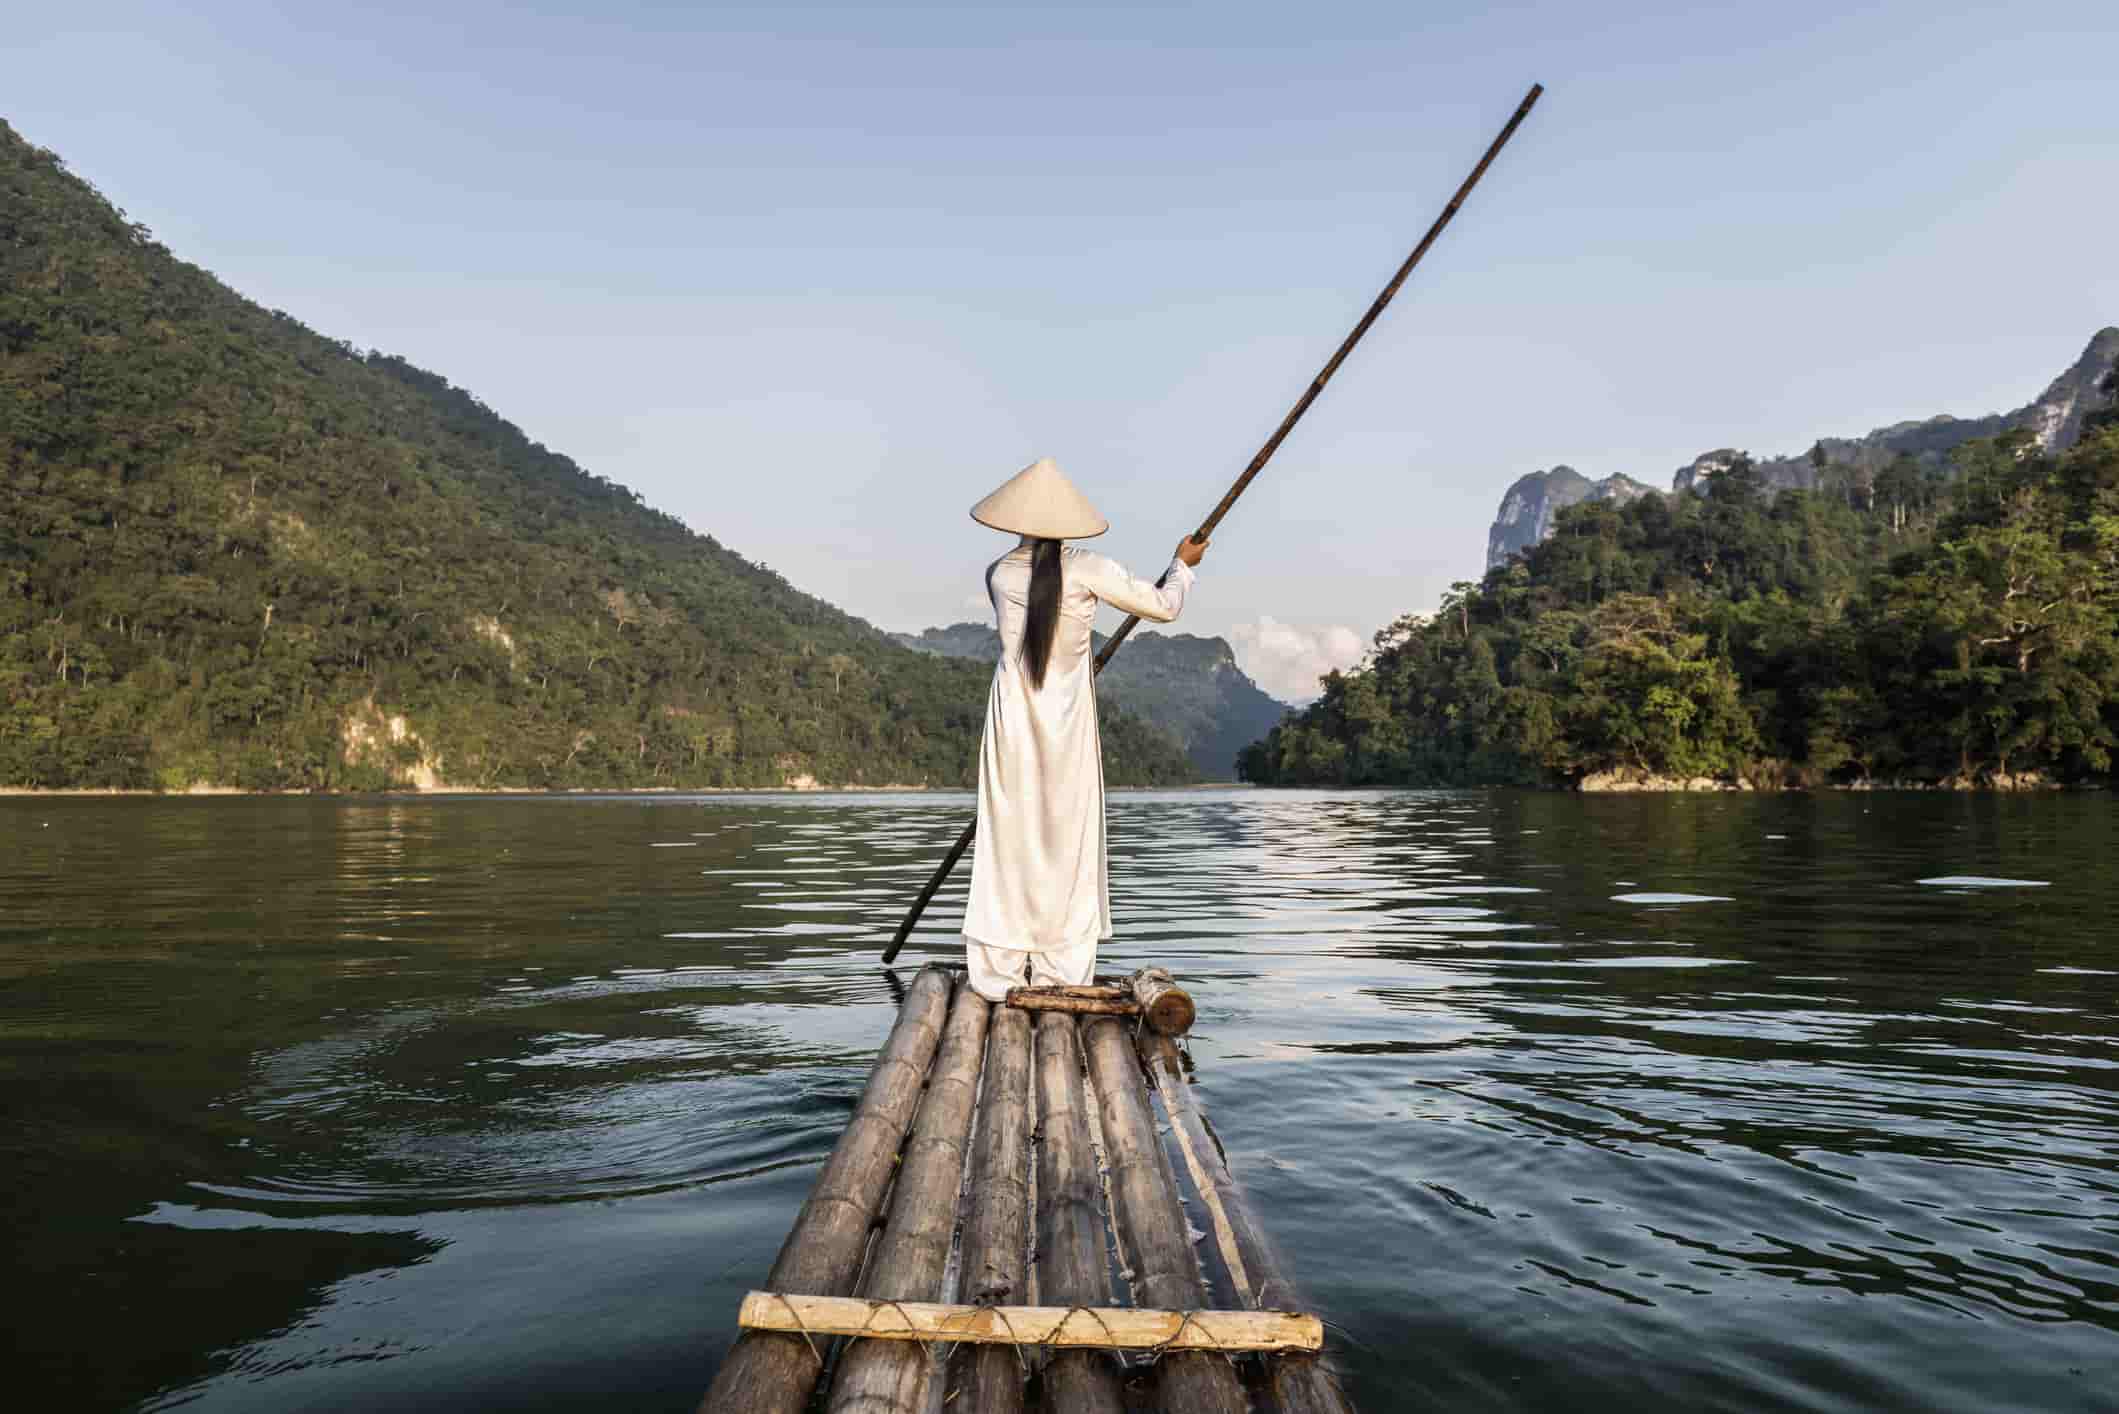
[3,790,2116,1412]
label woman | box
[960,457,1209,1002]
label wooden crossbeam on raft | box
[1004,967,1197,1035]
[1004,988,1136,1017]
[737,1292,1324,1353]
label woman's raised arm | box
[1072,539,1204,624]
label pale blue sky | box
[15,1,2118,699]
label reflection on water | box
[2,791,2116,1412]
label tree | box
[1874,453,1923,534]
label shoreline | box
[0,781,1247,799]
[3,779,2104,798]
[0,784,950,798]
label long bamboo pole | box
[880,82,1543,965]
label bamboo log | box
[700,966,954,1414]
[1130,967,1196,1036]
[1141,1037,1256,1308]
[1083,1017,1248,1414]
[1143,1034,1355,1414]
[946,1004,1034,1414]
[1034,1012,1126,1414]
[740,1292,1322,1352]
[825,985,993,1414]
[1003,975,1196,1034]
[1006,990,1140,1020]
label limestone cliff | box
[1485,466,1658,570]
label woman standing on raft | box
[960,457,1208,1003]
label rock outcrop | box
[1485,466,1657,570]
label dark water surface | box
[3,791,2116,1412]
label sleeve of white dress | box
[1073,551,1195,623]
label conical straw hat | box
[970,457,1109,540]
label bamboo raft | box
[700,964,1354,1414]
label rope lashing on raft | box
[966,1301,1032,1374]
[755,1289,827,1369]
[940,1303,1233,1378]
[1045,1302,1123,1351]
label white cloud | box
[1228,617,1366,705]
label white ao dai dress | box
[961,540,1196,1001]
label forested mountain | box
[891,622,1288,778]
[0,121,1198,790]
[1244,395,2119,789]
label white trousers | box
[966,938,1097,1003]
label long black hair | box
[1020,537,1063,689]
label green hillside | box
[1244,410,2119,789]
[0,121,1198,791]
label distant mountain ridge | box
[1486,328,2119,568]
[890,623,1288,779]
